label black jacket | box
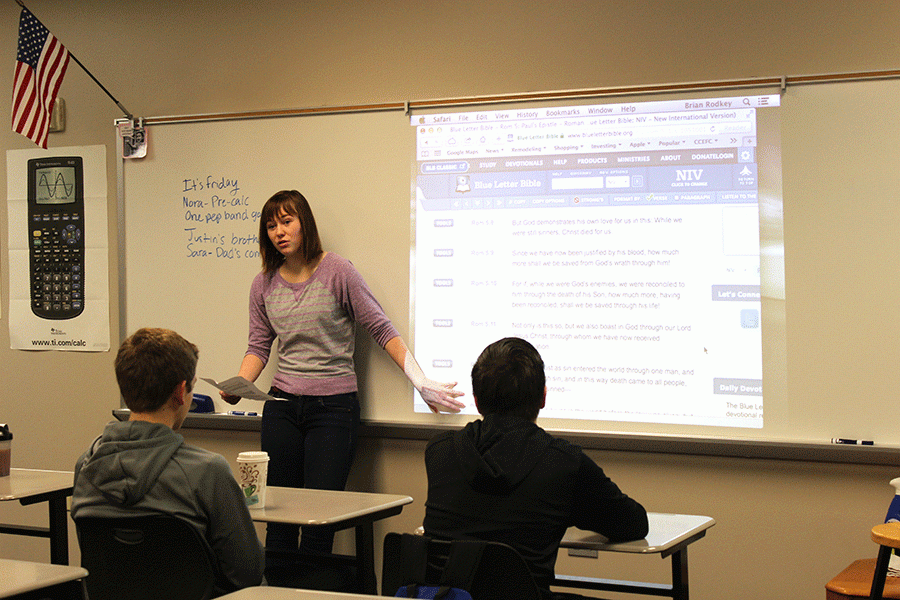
[424,414,648,594]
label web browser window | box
[411,93,782,428]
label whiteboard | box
[122,110,418,422]
[121,78,900,446]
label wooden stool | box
[827,559,900,600]
[869,523,900,600]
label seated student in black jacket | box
[424,337,649,599]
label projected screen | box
[411,93,784,429]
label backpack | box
[393,535,484,600]
[395,584,473,600]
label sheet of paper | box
[200,376,276,402]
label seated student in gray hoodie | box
[424,337,649,599]
[72,328,263,595]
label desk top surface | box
[561,512,715,554]
[0,468,74,501]
[248,486,413,526]
[0,559,87,597]
[219,588,381,600]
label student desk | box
[556,512,715,600]
[249,486,413,595]
[0,558,87,599]
[0,469,74,565]
[218,588,380,600]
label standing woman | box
[222,190,464,584]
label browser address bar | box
[556,121,753,140]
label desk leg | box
[47,494,69,565]
[355,522,376,595]
[671,547,689,600]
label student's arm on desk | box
[198,454,264,589]
[572,454,649,542]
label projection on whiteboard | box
[411,94,783,428]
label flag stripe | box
[11,63,33,127]
[13,73,37,135]
[39,39,66,102]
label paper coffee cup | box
[237,451,269,508]
[0,424,12,477]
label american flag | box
[11,7,69,148]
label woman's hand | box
[386,337,466,413]
[220,391,241,405]
[417,379,465,414]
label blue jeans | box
[261,389,360,562]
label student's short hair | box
[258,190,323,273]
[115,328,199,413]
[471,337,545,421]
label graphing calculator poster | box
[6,145,109,351]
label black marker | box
[831,438,874,445]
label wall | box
[1,2,898,599]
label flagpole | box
[15,0,133,118]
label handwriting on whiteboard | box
[179,175,261,260]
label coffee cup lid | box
[0,424,11,441]
[237,451,268,461]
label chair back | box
[75,514,218,600]
[382,532,542,600]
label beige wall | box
[1,2,899,599]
